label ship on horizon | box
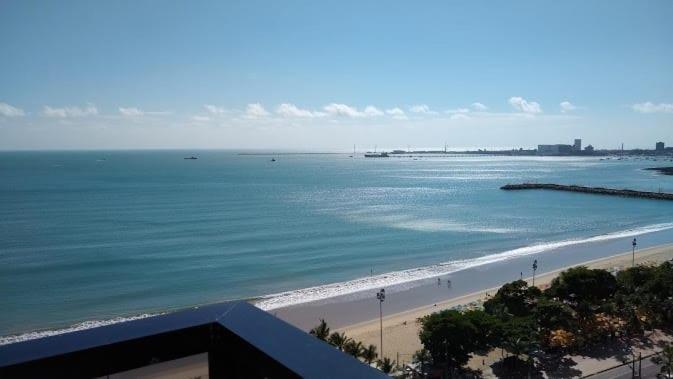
[364,152,389,158]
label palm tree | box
[327,331,349,350]
[652,343,673,378]
[377,357,396,374]
[361,344,378,364]
[309,319,330,341]
[343,339,364,358]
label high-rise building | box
[573,139,582,151]
[656,141,665,152]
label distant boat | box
[271,158,276,162]
[364,152,389,158]
[184,156,198,160]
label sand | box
[339,244,673,366]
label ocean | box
[1,151,672,340]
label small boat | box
[271,158,276,162]
[184,156,198,160]
[364,152,389,158]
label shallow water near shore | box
[1,151,672,340]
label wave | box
[253,222,673,311]
[3,222,672,346]
[0,313,157,346]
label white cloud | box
[385,107,407,119]
[245,103,270,118]
[323,103,362,117]
[450,113,470,120]
[204,105,227,115]
[409,104,437,114]
[43,104,98,118]
[632,102,673,114]
[471,102,488,111]
[119,107,144,117]
[322,103,385,118]
[385,107,405,116]
[0,102,25,117]
[363,106,384,117]
[508,97,542,114]
[560,101,577,113]
[445,108,470,114]
[276,103,324,118]
[323,103,360,117]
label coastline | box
[271,225,673,330]
[3,226,673,347]
[340,244,673,361]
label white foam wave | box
[254,222,673,311]
[0,313,158,346]
[342,207,521,234]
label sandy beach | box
[338,244,673,365]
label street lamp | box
[632,238,637,267]
[532,259,538,287]
[376,288,386,357]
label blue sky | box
[0,1,671,150]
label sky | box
[0,1,672,151]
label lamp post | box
[532,259,538,287]
[376,289,386,357]
[632,238,637,267]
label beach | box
[3,152,673,342]
[338,243,673,366]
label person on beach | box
[447,279,451,288]
[437,277,441,286]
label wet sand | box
[273,228,673,332]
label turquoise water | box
[1,151,672,337]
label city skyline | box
[1,1,672,150]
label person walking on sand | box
[437,277,441,286]
[447,279,451,289]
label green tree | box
[545,266,616,305]
[361,344,378,364]
[501,317,538,360]
[463,309,504,350]
[343,339,364,358]
[617,262,673,327]
[418,309,479,372]
[377,357,396,374]
[327,331,349,350]
[534,297,576,332]
[309,319,330,341]
[484,280,542,318]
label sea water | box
[1,151,672,340]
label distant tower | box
[573,139,582,151]
[656,141,665,152]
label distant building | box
[537,144,574,156]
[656,141,665,152]
[585,144,594,153]
[574,139,582,151]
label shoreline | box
[255,222,673,312]
[339,244,673,362]
[3,226,673,347]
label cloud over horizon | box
[0,102,25,117]
[245,103,270,118]
[632,102,673,114]
[509,97,542,114]
[43,104,98,118]
[560,101,577,113]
